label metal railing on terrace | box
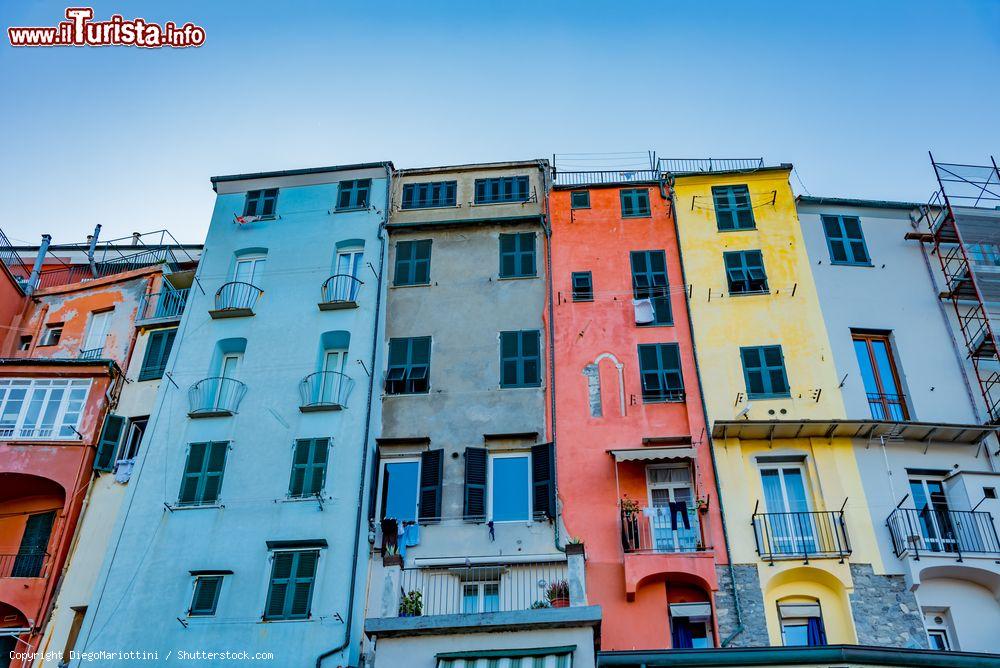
[621,506,709,554]
[658,157,765,174]
[78,348,104,360]
[866,392,908,421]
[138,288,190,322]
[887,507,1000,559]
[552,169,662,187]
[35,246,180,290]
[752,508,851,563]
[0,229,31,284]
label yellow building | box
[670,164,908,649]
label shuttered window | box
[244,189,278,218]
[289,438,329,498]
[570,191,590,209]
[464,447,488,521]
[531,442,556,519]
[620,188,651,217]
[393,240,432,286]
[94,413,126,472]
[189,576,223,616]
[475,176,529,204]
[740,345,791,399]
[630,250,672,325]
[385,337,431,395]
[336,179,371,211]
[12,511,55,577]
[713,185,755,230]
[822,214,871,265]
[637,343,685,403]
[402,181,457,209]
[499,330,542,388]
[419,449,443,522]
[723,250,768,294]
[499,233,536,278]
[178,442,229,506]
[264,550,318,620]
[139,328,177,381]
[571,271,593,301]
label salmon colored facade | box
[547,176,726,651]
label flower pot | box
[549,597,570,608]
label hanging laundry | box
[633,298,655,324]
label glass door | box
[853,333,908,420]
[319,350,347,405]
[83,310,111,354]
[335,249,364,301]
[214,353,241,411]
[647,465,698,552]
[909,478,956,553]
[760,466,815,555]
[234,256,265,285]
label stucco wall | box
[917,575,1000,653]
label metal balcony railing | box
[553,169,662,187]
[35,247,180,290]
[213,281,262,316]
[299,371,355,411]
[621,506,708,554]
[320,274,362,308]
[78,348,104,360]
[752,509,851,562]
[139,288,189,322]
[658,157,765,174]
[887,507,1000,559]
[188,377,247,417]
[397,562,569,617]
[866,392,908,421]
[0,552,50,578]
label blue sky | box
[2,0,998,244]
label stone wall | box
[714,564,769,647]
[849,564,928,649]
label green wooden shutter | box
[94,414,126,472]
[741,347,767,398]
[265,552,294,619]
[139,328,176,381]
[418,449,443,522]
[367,446,381,522]
[464,447,487,520]
[289,550,318,618]
[13,510,55,577]
[190,576,222,615]
[289,439,309,497]
[201,442,228,504]
[178,442,207,505]
[308,439,329,495]
[531,443,556,519]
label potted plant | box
[620,494,640,517]
[530,599,551,609]
[696,496,710,514]
[620,495,641,552]
[399,590,422,617]
[546,580,570,608]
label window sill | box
[636,322,674,328]
[829,261,875,268]
[260,617,314,624]
[383,391,431,397]
[400,203,460,211]
[747,394,792,401]
[167,503,224,511]
[390,282,432,289]
[642,397,686,405]
[279,494,328,504]
[570,206,591,211]
[716,227,757,233]
[728,290,771,298]
[571,298,594,303]
[472,200,532,207]
[622,213,652,219]
[334,206,369,213]
[499,384,543,390]
[3,438,83,445]
[497,274,539,281]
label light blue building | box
[74,163,392,667]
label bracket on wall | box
[367,262,380,281]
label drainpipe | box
[316,164,390,668]
[25,234,51,296]
[87,224,102,278]
[667,177,745,646]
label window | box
[379,459,420,522]
[924,610,955,651]
[0,378,89,440]
[139,328,177,381]
[724,250,768,294]
[638,343,684,403]
[630,250,672,325]
[336,179,371,211]
[462,582,500,614]
[620,188,651,217]
[571,271,593,301]
[909,477,954,553]
[853,332,907,420]
[928,629,951,651]
[475,176,530,204]
[244,189,278,218]
[402,181,457,209]
[82,310,112,355]
[178,442,228,506]
[189,575,223,616]
[18,336,31,351]
[648,467,699,552]
[822,215,870,265]
[264,550,318,620]
[499,330,541,388]
[385,337,431,394]
[464,444,554,522]
[713,185,755,230]
[289,438,329,498]
[778,601,826,647]
[233,254,266,285]
[760,465,815,554]
[489,453,530,522]
[13,511,55,577]
[669,602,713,649]
[393,240,432,286]
[740,345,790,399]
[333,247,364,301]
[40,323,63,346]
[570,191,590,209]
[119,417,147,462]
[499,232,536,278]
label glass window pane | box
[382,461,419,522]
[782,623,809,646]
[492,456,529,521]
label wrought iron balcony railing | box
[887,507,1000,559]
[752,508,851,563]
[621,506,708,554]
[319,274,362,310]
[78,347,104,360]
[138,288,189,322]
[553,169,662,187]
[210,281,262,318]
[298,371,355,412]
[188,377,247,417]
[0,551,50,578]
[658,157,765,174]
[866,392,908,421]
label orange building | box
[547,170,728,650]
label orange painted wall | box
[546,183,725,650]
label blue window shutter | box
[289,550,318,618]
[463,447,487,520]
[741,347,766,397]
[178,442,207,505]
[201,442,228,504]
[418,449,443,521]
[531,443,555,519]
[139,328,176,381]
[265,552,294,619]
[94,414,126,472]
[190,576,223,616]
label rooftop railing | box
[552,169,662,187]
[78,347,104,360]
[658,158,765,174]
[887,507,1000,560]
[752,509,851,563]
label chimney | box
[88,224,101,278]
[25,234,51,296]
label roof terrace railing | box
[658,158,765,174]
[552,169,662,187]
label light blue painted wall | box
[73,165,390,667]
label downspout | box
[316,164,390,668]
[667,177,744,645]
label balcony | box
[298,371,355,412]
[209,282,262,319]
[752,509,852,563]
[887,507,1000,560]
[318,274,362,311]
[621,506,707,554]
[138,288,189,324]
[866,392,908,421]
[187,377,247,418]
[0,552,50,579]
[78,347,104,360]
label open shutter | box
[308,439,328,495]
[367,446,381,522]
[178,442,206,505]
[12,511,55,577]
[265,552,294,619]
[464,447,487,520]
[289,440,309,497]
[531,443,556,519]
[94,414,126,472]
[418,449,443,522]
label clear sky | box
[2,0,998,245]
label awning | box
[713,419,998,445]
[778,602,821,619]
[609,446,696,462]
[669,602,711,619]
[437,645,575,668]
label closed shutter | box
[308,439,329,495]
[13,510,55,577]
[418,449,443,522]
[763,346,789,395]
[289,550,318,618]
[265,552,294,619]
[94,413,126,472]
[531,443,556,519]
[367,446,381,522]
[190,576,222,615]
[201,442,228,504]
[464,447,487,520]
[741,347,766,397]
[139,328,176,381]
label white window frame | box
[378,456,421,522]
[233,255,266,285]
[0,378,91,440]
[927,628,951,651]
[487,451,532,523]
[334,248,364,301]
[41,324,63,346]
[461,581,500,614]
[759,463,813,514]
[646,464,696,552]
[118,417,147,463]
[82,309,113,353]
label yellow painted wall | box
[672,168,883,643]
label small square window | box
[984,487,997,499]
[499,233,536,278]
[724,250,768,294]
[570,191,590,209]
[571,272,593,302]
[621,189,651,217]
[822,215,871,266]
[336,179,372,211]
[41,324,63,346]
[18,336,31,351]
[189,575,223,616]
[244,189,278,218]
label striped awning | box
[437,645,575,668]
[609,446,696,462]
